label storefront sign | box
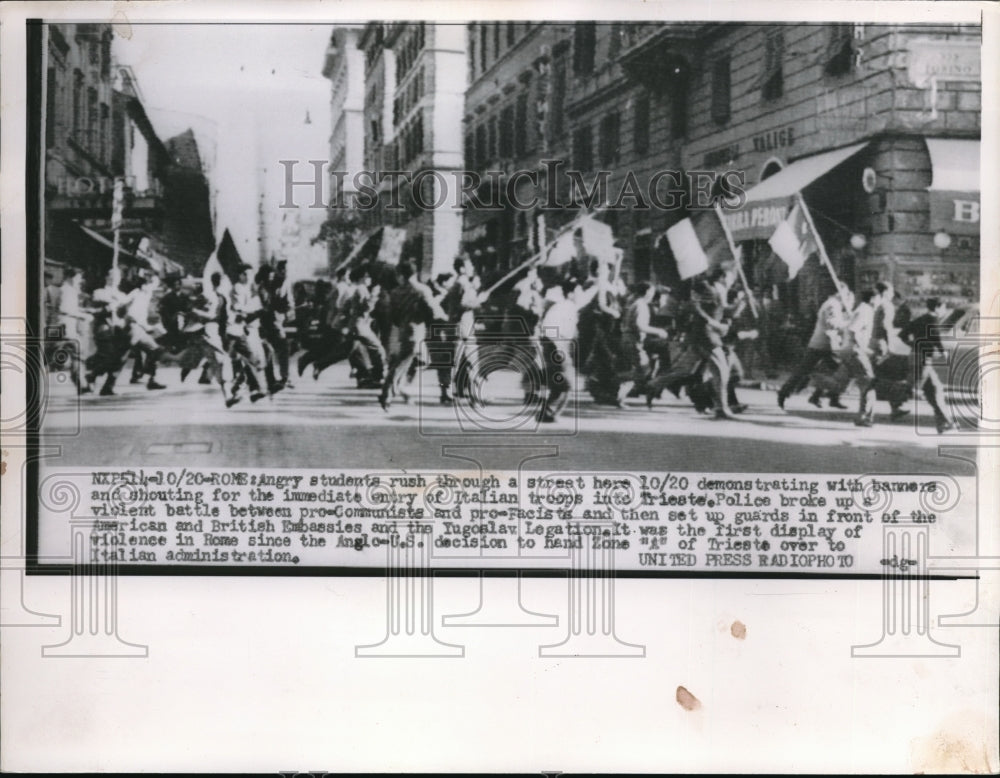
[751,126,795,154]
[905,39,980,87]
[929,192,980,236]
[725,202,789,241]
[702,143,741,168]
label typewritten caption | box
[36,468,961,572]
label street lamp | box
[933,230,952,250]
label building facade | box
[463,22,576,281]
[44,23,215,283]
[322,25,366,268]
[461,21,981,314]
[352,22,467,278]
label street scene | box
[36,21,985,475]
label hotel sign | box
[905,40,980,87]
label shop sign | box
[751,126,795,154]
[905,39,980,87]
[929,192,980,236]
[725,201,789,241]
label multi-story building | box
[354,22,467,278]
[357,24,395,240]
[463,22,576,279]
[463,21,981,314]
[322,25,366,268]
[43,23,215,283]
[603,22,980,310]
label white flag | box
[768,202,817,280]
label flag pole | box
[480,206,605,297]
[714,201,759,319]
[795,192,849,308]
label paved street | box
[39,363,973,475]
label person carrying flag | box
[379,260,448,411]
[777,282,851,410]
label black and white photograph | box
[32,18,986,476]
[23,14,993,572]
[2,1,997,773]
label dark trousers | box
[781,348,840,399]
[261,324,289,382]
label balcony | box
[617,23,709,94]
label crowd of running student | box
[46,228,956,428]
[46,261,295,406]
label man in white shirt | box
[228,264,267,403]
[816,288,881,426]
[55,267,93,393]
[778,283,851,410]
[87,268,130,395]
[448,256,490,404]
[619,281,669,405]
[120,273,166,390]
[538,279,590,423]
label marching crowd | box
[46,228,957,430]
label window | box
[499,105,514,158]
[711,54,731,124]
[489,114,499,160]
[87,87,98,151]
[573,124,593,171]
[506,22,516,47]
[608,23,623,60]
[480,25,488,72]
[469,31,477,79]
[100,30,112,80]
[514,92,528,156]
[633,92,650,154]
[670,64,689,139]
[762,28,784,100]
[824,23,854,76]
[493,23,501,57]
[573,22,596,75]
[465,131,474,168]
[475,124,487,169]
[72,69,84,137]
[414,113,424,158]
[100,103,110,163]
[551,56,567,139]
[599,112,620,165]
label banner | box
[664,208,731,280]
[375,225,408,267]
[543,214,615,267]
[767,201,818,279]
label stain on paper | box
[112,10,133,40]
[730,620,747,639]
[675,686,701,712]
[910,711,998,774]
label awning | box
[926,139,980,236]
[725,142,869,241]
[744,142,869,204]
[926,139,980,192]
[138,247,185,277]
[76,223,143,265]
